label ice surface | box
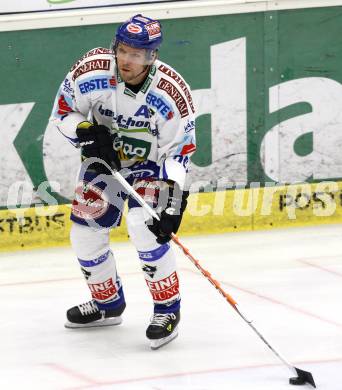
[1,224,342,389]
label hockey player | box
[50,14,196,349]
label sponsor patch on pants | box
[88,278,118,301]
[146,271,179,302]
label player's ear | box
[148,50,158,64]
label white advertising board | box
[0,0,174,14]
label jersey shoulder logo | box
[158,64,195,114]
[70,47,113,72]
[157,78,189,118]
[72,59,111,81]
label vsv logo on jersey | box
[78,76,116,94]
[184,119,195,133]
[146,92,174,120]
[113,135,151,160]
[62,78,73,95]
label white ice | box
[1,224,342,390]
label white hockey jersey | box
[50,47,196,189]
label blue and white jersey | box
[50,47,196,189]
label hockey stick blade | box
[289,367,316,388]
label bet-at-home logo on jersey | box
[113,135,151,160]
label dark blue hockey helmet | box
[113,14,163,52]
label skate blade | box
[150,328,178,350]
[64,316,122,329]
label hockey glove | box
[76,121,121,174]
[147,181,189,244]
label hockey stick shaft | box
[113,171,243,311]
[111,170,305,376]
[170,232,294,371]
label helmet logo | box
[126,23,142,34]
[145,22,161,40]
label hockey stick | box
[111,169,316,388]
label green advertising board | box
[1,4,342,210]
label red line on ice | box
[0,271,142,288]
[182,267,342,329]
[297,257,342,278]
[42,363,102,386]
[62,356,342,390]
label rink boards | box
[2,180,342,251]
[2,2,342,251]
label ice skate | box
[146,311,180,350]
[65,300,126,329]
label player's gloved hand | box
[76,121,121,174]
[147,181,189,244]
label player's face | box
[116,43,149,84]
